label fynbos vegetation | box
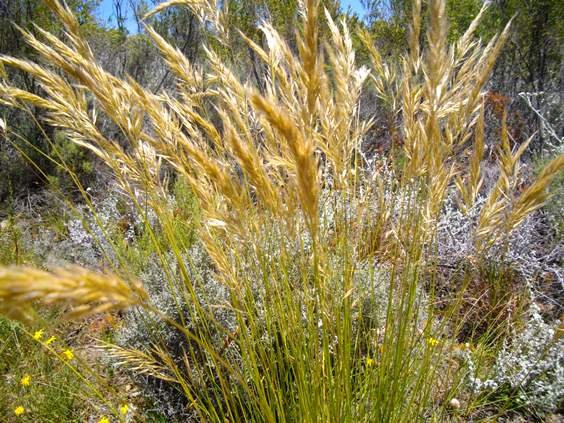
[0,0,562,421]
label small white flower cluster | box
[437,192,563,291]
[62,188,125,266]
[436,195,481,262]
[459,302,564,413]
[66,218,93,246]
[25,182,163,269]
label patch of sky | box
[340,0,367,17]
[95,0,368,34]
[95,0,140,33]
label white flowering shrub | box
[460,302,563,414]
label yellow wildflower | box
[20,374,31,387]
[62,349,74,360]
[427,337,439,347]
[45,336,56,345]
[120,404,129,415]
[14,406,25,416]
[98,416,110,423]
[365,357,375,367]
[32,329,44,341]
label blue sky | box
[95,0,138,32]
[341,0,366,16]
[95,0,366,33]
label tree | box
[0,0,100,205]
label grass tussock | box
[0,0,562,421]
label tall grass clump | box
[0,0,563,421]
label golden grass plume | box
[0,266,148,321]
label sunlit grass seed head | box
[0,266,148,321]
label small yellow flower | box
[120,404,129,415]
[14,406,25,416]
[33,329,44,341]
[62,348,74,360]
[45,336,56,345]
[20,374,31,387]
[365,357,375,367]
[427,337,439,347]
[98,416,110,423]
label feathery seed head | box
[0,266,148,321]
